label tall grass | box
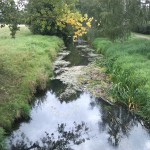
[0,26,63,147]
[0,128,6,150]
[93,38,150,121]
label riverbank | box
[93,37,150,122]
[0,26,63,148]
[6,37,150,150]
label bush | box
[133,24,150,34]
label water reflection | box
[48,79,82,103]
[64,43,89,66]
[9,122,89,150]
[8,88,150,150]
[29,88,48,109]
[97,98,148,147]
[7,40,150,150]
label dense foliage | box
[0,0,93,39]
[1,0,149,39]
[79,0,150,40]
[133,23,150,34]
[25,0,93,40]
[0,0,20,38]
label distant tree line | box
[133,0,150,34]
[0,0,93,40]
[0,0,149,40]
[78,0,150,40]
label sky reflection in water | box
[9,87,150,150]
[8,43,150,150]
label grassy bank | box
[0,26,63,147]
[93,38,150,122]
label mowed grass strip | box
[0,26,63,130]
[93,37,150,121]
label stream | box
[7,42,150,150]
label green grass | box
[0,26,63,148]
[93,38,150,122]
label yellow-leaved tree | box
[26,0,93,40]
[56,4,93,41]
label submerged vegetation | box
[93,37,150,122]
[0,26,63,148]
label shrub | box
[133,24,150,34]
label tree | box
[99,0,130,40]
[79,0,150,41]
[132,0,150,34]
[0,0,20,38]
[25,0,93,40]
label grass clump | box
[93,38,112,54]
[0,26,63,139]
[93,38,150,122]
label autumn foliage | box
[56,4,93,40]
[26,0,93,40]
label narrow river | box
[8,42,150,150]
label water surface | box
[8,42,150,150]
